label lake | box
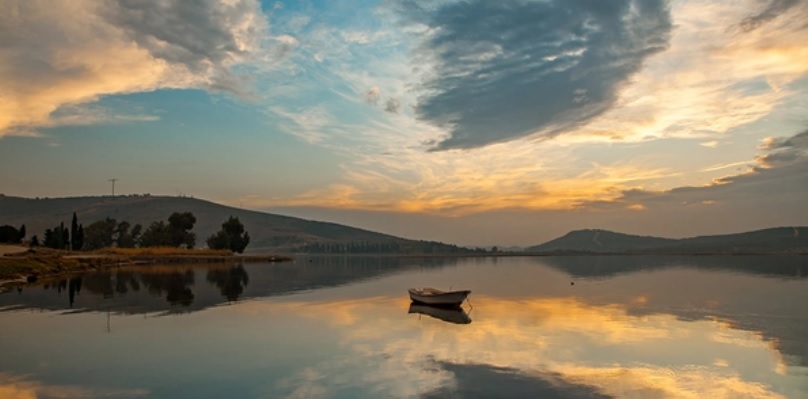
[1,256,807,398]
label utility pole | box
[108,178,118,196]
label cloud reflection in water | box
[261,296,799,398]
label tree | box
[61,223,69,249]
[117,222,142,248]
[130,224,142,246]
[43,228,56,248]
[135,212,197,248]
[139,221,171,247]
[116,221,135,248]
[167,212,196,248]
[0,225,21,244]
[56,222,67,250]
[30,235,39,247]
[18,224,26,242]
[42,223,69,249]
[75,224,84,251]
[70,212,79,250]
[82,218,117,250]
[207,216,250,253]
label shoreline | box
[3,251,804,290]
[0,250,293,289]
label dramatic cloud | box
[757,129,808,167]
[739,0,803,32]
[566,0,808,144]
[579,129,808,224]
[0,0,268,137]
[402,0,672,150]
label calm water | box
[1,256,807,398]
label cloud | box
[578,129,808,217]
[567,0,808,145]
[400,0,672,150]
[0,0,268,137]
[365,86,381,105]
[272,34,299,60]
[739,0,803,32]
[384,98,401,114]
[258,297,789,399]
[756,128,808,168]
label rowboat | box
[408,303,472,324]
[408,287,470,307]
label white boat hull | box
[408,288,470,306]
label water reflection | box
[206,264,250,302]
[0,256,461,315]
[422,362,610,399]
[408,303,472,324]
[1,256,807,398]
[141,269,195,306]
[540,254,808,279]
[0,372,149,399]
[266,296,803,398]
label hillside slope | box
[526,227,808,254]
[0,195,462,253]
[526,229,677,253]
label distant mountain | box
[0,194,472,254]
[526,227,808,254]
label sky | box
[1,0,807,247]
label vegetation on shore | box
[0,248,115,281]
[0,211,288,284]
[3,210,253,253]
[96,247,234,256]
[0,246,291,283]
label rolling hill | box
[0,194,470,254]
[3,194,805,254]
[525,227,808,254]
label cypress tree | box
[61,222,69,250]
[76,224,84,251]
[71,212,79,250]
[56,223,64,249]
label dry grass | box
[1,246,288,282]
[95,247,233,256]
[0,244,29,256]
[0,256,97,280]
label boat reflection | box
[408,303,472,324]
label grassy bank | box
[0,247,292,283]
[0,251,117,281]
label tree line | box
[300,240,486,254]
[0,213,250,253]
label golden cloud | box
[0,0,267,137]
[269,0,808,215]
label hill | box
[525,227,808,254]
[0,195,471,254]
